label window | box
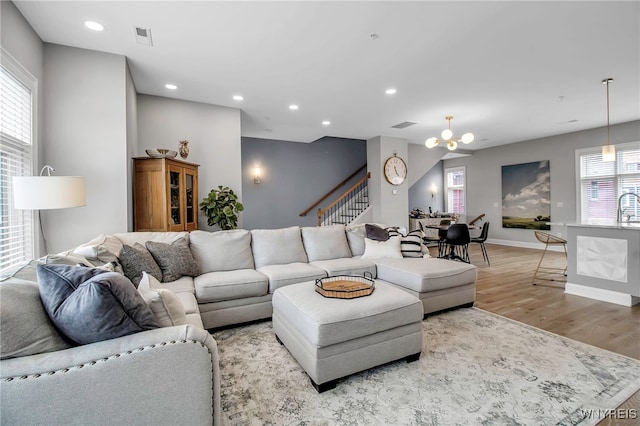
[578,143,640,222]
[0,52,37,275]
[445,166,466,215]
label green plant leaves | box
[199,186,244,230]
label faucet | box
[617,192,640,222]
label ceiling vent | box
[391,121,417,129]
[134,27,153,46]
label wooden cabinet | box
[133,157,199,232]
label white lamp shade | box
[602,144,616,162]
[441,129,453,140]
[425,137,439,148]
[13,176,86,210]
[447,140,458,151]
[461,132,475,144]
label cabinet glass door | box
[168,165,183,229]
[184,167,198,230]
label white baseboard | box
[565,282,640,307]
[486,238,565,252]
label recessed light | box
[322,120,331,126]
[233,95,244,101]
[385,88,397,95]
[289,104,299,110]
[165,84,178,90]
[84,21,105,31]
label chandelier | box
[425,116,474,151]
[601,78,615,162]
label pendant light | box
[425,116,474,151]
[602,78,615,162]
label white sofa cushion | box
[251,226,308,268]
[195,269,269,303]
[374,258,477,292]
[309,258,376,277]
[114,231,189,247]
[189,229,254,272]
[301,225,352,261]
[257,263,326,293]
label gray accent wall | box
[136,94,242,231]
[241,136,366,229]
[444,120,640,247]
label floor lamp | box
[13,165,86,254]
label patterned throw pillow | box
[387,228,425,258]
[146,236,199,282]
[120,243,162,287]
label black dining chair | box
[444,223,470,263]
[420,219,451,258]
[470,221,490,265]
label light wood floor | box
[431,243,639,425]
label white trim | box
[565,282,640,307]
[486,238,566,252]
[444,165,466,215]
[0,47,40,258]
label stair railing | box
[317,172,370,226]
[299,164,367,217]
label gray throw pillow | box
[365,224,389,241]
[146,236,199,282]
[0,279,73,359]
[36,264,158,345]
[120,243,162,287]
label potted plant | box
[200,186,244,230]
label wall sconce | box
[430,184,438,199]
[254,166,261,184]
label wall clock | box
[383,154,407,185]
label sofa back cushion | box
[0,278,72,360]
[189,229,254,273]
[113,231,189,247]
[301,225,352,262]
[251,226,308,268]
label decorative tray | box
[315,274,374,299]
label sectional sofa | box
[0,223,476,425]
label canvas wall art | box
[502,160,551,230]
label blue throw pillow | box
[36,264,158,345]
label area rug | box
[212,308,640,425]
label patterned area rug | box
[212,308,640,425]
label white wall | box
[444,120,640,247]
[136,95,242,231]
[125,63,138,231]
[43,44,130,253]
[1,1,45,253]
[367,136,410,229]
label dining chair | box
[443,223,470,263]
[470,221,490,265]
[420,219,451,258]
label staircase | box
[317,172,370,226]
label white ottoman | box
[272,280,424,392]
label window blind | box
[0,64,34,274]
[579,145,640,222]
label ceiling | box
[13,1,640,150]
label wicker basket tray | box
[315,274,375,299]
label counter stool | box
[532,231,567,287]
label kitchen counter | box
[565,222,640,306]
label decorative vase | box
[179,140,189,159]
